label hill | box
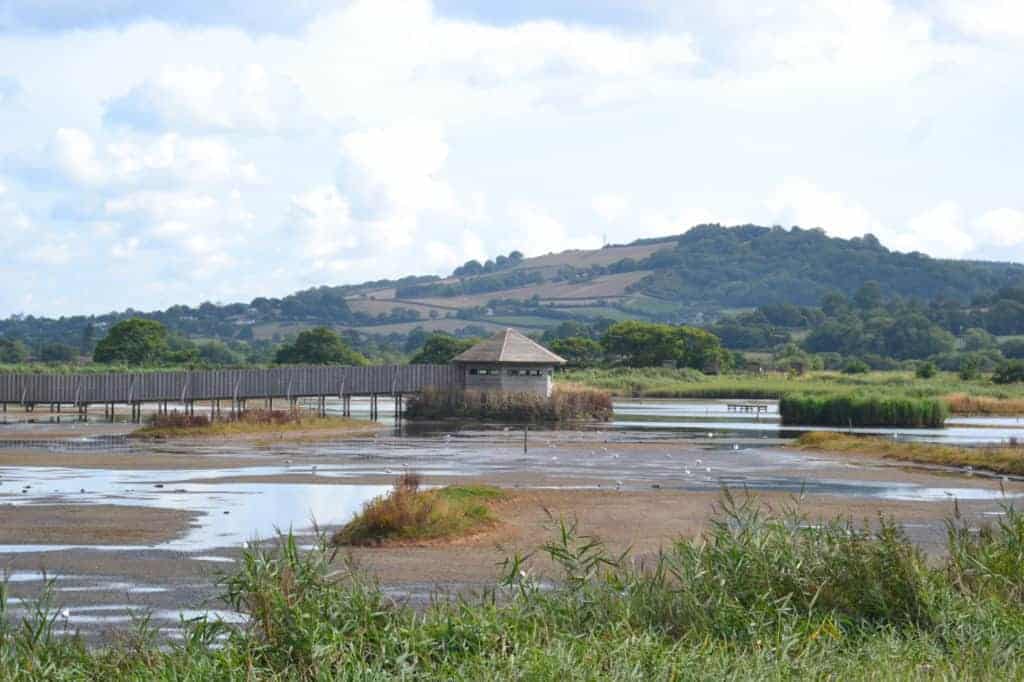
[2,225,1023,350]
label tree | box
[601,321,727,371]
[993,360,1024,385]
[962,327,997,352]
[915,361,938,379]
[39,342,78,363]
[409,334,476,364]
[853,281,883,310]
[93,318,170,365]
[0,337,29,364]
[275,327,368,365]
[1001,339,1024,359]
[80,323,96,354]
[197,340,243,366]
[549,337,603,368]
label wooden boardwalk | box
[0,365,462,421]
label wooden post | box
[523,425,528,453]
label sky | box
[0,0,1022,317]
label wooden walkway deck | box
[0,365,462,421]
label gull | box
[60,609,71,619]
[695,459,702,465]
[684,469,692,476]
[705,467,712,473]
[612,453,620,459]
[733,444,740,451]
[615,480,623,489]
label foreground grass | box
[131,409,374,439]
[5,493,1024,679]
[796,431,1024,476]
[332,473,506,545]
[563,368,1024,415]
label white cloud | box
[288,186,356,265]
[592,193,630,222]
[52,128,253,188]
[507,204,602,257]
[766,177,885,239]
[944,0,1024,41]
[976,208,1024,247]
[891,201,975,258]
[105,64,313,133]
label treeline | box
[709,280,1024,375]
[635,224,1024,307]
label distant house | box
[452,328,567,397]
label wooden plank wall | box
[0,365,463,404]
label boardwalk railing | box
[0,365,463,406]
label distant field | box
[506,242,666,273]
[410,270,651,309]
[486,315,562,328]
[349,318,542,336]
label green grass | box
[796,431,1024,476]
[562,368,1024,414]
[332,474,506,545]
[6,492,1024,679]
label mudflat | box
[0,504,196,545]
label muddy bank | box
[0,504,197,545]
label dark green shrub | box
[842,359,870,374]
[915,361,938,379]
[993,360,1024,385]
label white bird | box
[695,459,702,465]
[684,469,692,476]
[705,467,712,473]
[733,444,740,451]
[60,608,71,619]
[612,453,620,459]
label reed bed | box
[796,431,1024,476]
[332,472,505,546]
[131,408,368,439]
[562,369,1024,416]
[779,393,949,428]
[404,387,613,422]
[4,492,1024,679]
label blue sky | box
[0,0,1022,316]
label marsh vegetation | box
[4,493,1024,679]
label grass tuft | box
[332,473,506,546]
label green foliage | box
[274,327,368,365]
[638,224,1023,307]
[993,360,1024,385]
[842,358,870,374]
[38,342,78,363]
[404,387,613,422]
[601,320,728,372]
[548,336,603,367]
[0,337,29,363]
[779,393,949,427]
[409,334,477,364]
[1002,339,1024,359]
[93,318,170,365]
[915,361,938,379]
[196,340,243,366]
